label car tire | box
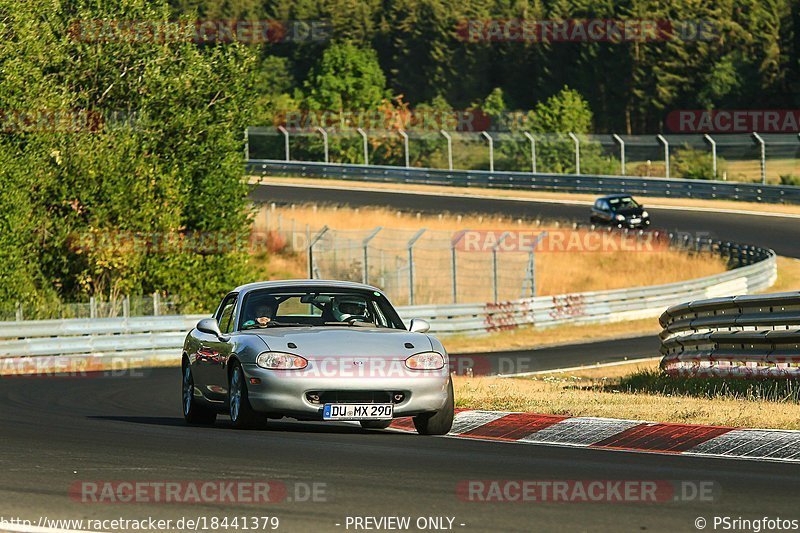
[228,361,265,430]
[360,420,393,430]
[182,364,216,425]
[413,377,454,436]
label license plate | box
[630,218,641,224]
[323,403,393,420]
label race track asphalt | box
[249,183,800,258]
[0,368,799,532]
[0,183,795,532]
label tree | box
[0,0,259,314]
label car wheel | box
[228,361,264,429]
[182,364,216,425]
[360,420,392,430]
[413,377,454,436]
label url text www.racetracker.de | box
[0,515,281,531]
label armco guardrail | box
[659,292,800,378]
[0,244,775,366]
[246,159,800,204]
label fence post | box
[307,225,329,279]
[568,132,580,174]
[481,131,494,172]
[753,132,766,185]
[399,130,410,168]
[277,125,290,161]
[451,231,468,304]
[152,292,160,316]
[440,130,453,171]
[15,301,22,322]
[657,134,670,178]
[703,134,717,178]
[523,131,537,173]
[362,227,383,285]
[317,127,329,163]
[244,127,250,160]
[524,231,549,298]
[90,296,97,319]
[612,134,625,175]
[356,127,369,165]
[492,232,511,303]
[123,295,130,318]
[407,229,426,305]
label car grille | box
[306,390,405,404]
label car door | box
[193,293,237,403]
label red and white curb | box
[389,410,800,463]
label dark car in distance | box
[590,194,650,229]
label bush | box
[672,147,726,180]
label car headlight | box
[615,214,625,221]
[256,352,308,370]
[642,210,649,218]
[405,352,445,370]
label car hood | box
[243,327,434,360]
[615,207,644,217]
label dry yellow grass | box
[253,204,728,301]
[256,175,800,216]
[453,363,800,429]
[766,257,800,293]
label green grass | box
[615,369,800,403]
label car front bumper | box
[241,363,450,419]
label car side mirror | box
[197,318,229,341]
[409,318,430,333]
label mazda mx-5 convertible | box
[181,280,454,435]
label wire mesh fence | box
[258,206,730,307]
[248,128,800,185]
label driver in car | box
[330,296,369,323]
[241,298,278,328]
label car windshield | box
[237,287,406,331]
[607,196,640,210]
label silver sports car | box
[181,280,454,435]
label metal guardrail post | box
[277,126,290,161]
[399,130,409,168]
[450,230,468,304]
[407,229,426,305]
[568,132,580,174]
[753,132,766,184]
[657,134,669,178]
[703,134,717,178]
[440,130,453,171]
[317,127,329,163]
[523,132,537,173]
[362,227,383,285]
[356,128,369,165]
[307,225,329,279]
[492,232,511,303]
[481,131,494,172]
[612,134,625,175]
